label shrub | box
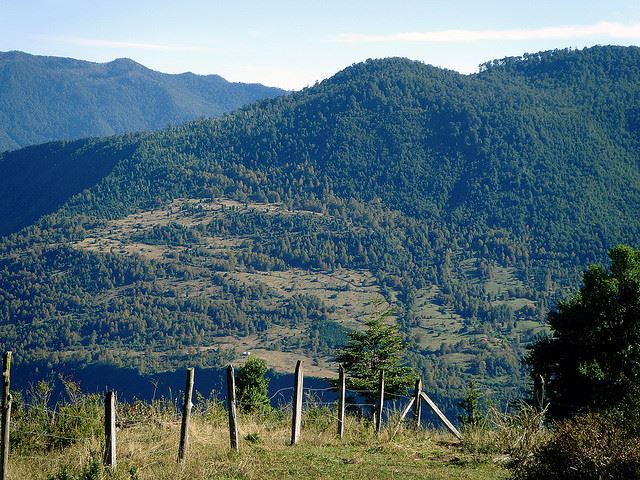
[512,409,640,480]
[46,458,101,480]
[236,356,272,415]
[11,378,103,453]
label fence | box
[0,351,460,477]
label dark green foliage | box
[458,381,484,429]
[244,432,262,443]
[512,410,640,480]
[0,51,284,152]
[46,458,101,480]
[236,357,271,414]
[133,222,203,246]
[335,308,415,400]
[11,378,103,453]
[527,245,640,416]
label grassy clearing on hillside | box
[7,410,508,480]
[67,196,542,396]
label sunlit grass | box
[7,408,508,480]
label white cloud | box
[43,36,212,53]
[336,21,640,43]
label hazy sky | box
[1,0,639,90]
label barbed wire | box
[385,392,412,400]
[268,387,293,401]
[345,388,376,394]
[302,401,336,407]
[303,387,335,393]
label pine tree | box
[335,307,415,402]
[236,356,271,414]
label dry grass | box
[7,410,509,480]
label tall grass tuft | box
[11,378,103,453]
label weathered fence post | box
[420,391,461,439]
[412,377,422,430]
[104,391,117,470]
[375,369,385,434]
[290,360,303,445]
[337,364,346,439]
[393,397,415,436]
[226,365,239,451]
[1,352,12,480]
[177,368,195,464]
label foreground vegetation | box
[7,386,507,480]
[9,383,640,480]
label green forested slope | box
[0,51,284,151]
[0,46,639,405]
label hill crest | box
[0,50,285,151]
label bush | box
[11,378,103,452]
[236,357,272,415]
[46,458,101,480]
[512,409,640,480]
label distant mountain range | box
[1,46,639,407]
[0,51,285,151]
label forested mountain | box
[0,51,284,152]
[1,46,639,406]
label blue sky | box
[1,0,639,89]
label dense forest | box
[0,51,284,152]
[0,46,639,406]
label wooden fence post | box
[290,360,303,445]
[337,364,346,439]
[104,391,116,470]
[392,397,415,436]
[227,365,239,451]
[412,377,422,430]
[177,368,195,464]
[1,352,12,480]
[420,391,461,439]
[375,369,385,434]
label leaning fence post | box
[177,368,195,464]
[412,377,422,430]
[104,391,117,470]
[290,360,303,445]
[337,364,346,439]
[420,391,461,439]
[226,365,239,451]
[1,352,12,480]
[375,369,385,434]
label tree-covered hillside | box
[0,46,639,406]
[0,51,284,152]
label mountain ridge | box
[0,50,285,151]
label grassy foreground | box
[7,409,508,480]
